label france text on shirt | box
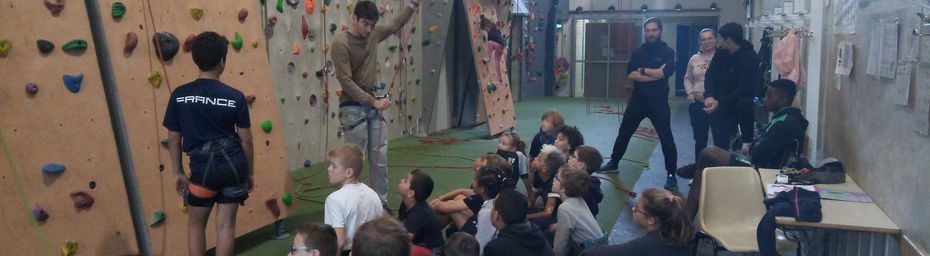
[175,95,237,108]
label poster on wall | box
[867,21,882,76]
[892,63,911,105]
[917,64,930,136]
[879,20,899,79]
[833,0,858,34]
[836,41,854,76]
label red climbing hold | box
[265,198,281,219]
[238,8,249,22]
[124,32,138,53]
[70,190,94,210]
[183,34,196,52]
[302,15,310,39]
[246,95,256,104]
[44,0,64,16]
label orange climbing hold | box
[305,0,315,14]
[292,42,301,55]
[335,87,343,96]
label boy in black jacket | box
[703,22,762,152]
[485,189,554,256]
[750,79,808,168]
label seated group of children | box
[287,110,694,256]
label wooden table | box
[758,169,901,234]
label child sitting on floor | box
[473,165,513,251]
[497,132,530,192]
[323,144,385,254]
[485,189,555,256]
[581,188,694,256]
[552,168,604,256]
[530,110,565,159]
[430,154,511,236]
[555,125,584,155]
[527,145,566,235]
[397,169,444,251]
[567,145,605,217]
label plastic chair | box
[695,166,766,255]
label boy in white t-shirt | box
[324,144,385,253]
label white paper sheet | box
[836,41,854,76]
[917,64,930,135]
[833,0,858,35]
[892,63,911,105]
[879,21,899,79]
[867,20,882,77]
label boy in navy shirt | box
[163,31,253,256]
[398,169,444,251]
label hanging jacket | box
[750,107,808,169]
[757,188,822,256]
[773,29,803,94]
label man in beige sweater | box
[331,0,418,203]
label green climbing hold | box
[422,40,431,46]
[231,32,243,50]
[62,240,78,256]
[508,11,513,22]
[486,82,496,93]
[160,137,169,146]
[150,210,166,227]
[112,2,126,19]
[407,44,413,52]
[276,0,284,12]
[37,39,54,54]
[324,0,332,6]
[388,45,397,52]
[282,193,293,206]
[0,39,12,57]
[261,121,273,133]
[148,71,163,88]
[189,8,204,20]
[62,39,88,52]
[280,97,286,104]
[411,26,417,33]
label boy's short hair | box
[354,1,380,22]
[560,168,591,198]
[327,144,364,179]
[191,31,228,71]
[769,79,798,104]
[556,125,584,153]
[718,22,745,43]
[352,215,410,256]
[443,232,480,256]
[493,189,528,225]
[295,223,339,256]
[574,146,603,174]
[541,144,566,173]
[542,109,565,126]
[409,169,434,202]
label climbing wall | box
[0,1,290,255]
[463,0,516,135]
[0,1,138,255]
[418,0,455,134]
[267,0,438,169]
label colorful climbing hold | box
[287,0,299,7]
[37,39,54,54]
[25,83,39,95]
[388,45,397,52]
[160,137,169,145]
[238,8,248,21]
[62,39,88,52]
[429,25,439,33]
[231,32,243,51]
[61,240,78,256]
[301,15,309,39]
[148,72,163,88]
[246,95,256,104]
[287,62,296,73]
[42,163,66,174]
[276,0,284,12]
[44,0,64,16]
[179,203,188,213]
[150,210,166,227]
[189,8,204,20]
[266,198,282,219]
[292,42,301,55]
[329,23,338,34]
[252,41,259,48]
[306,0,316,14]
[379,81,387,89]
[324,0,332,6]
[282,193,293,206]
[63,74,83,93]
[335,87,343,96]
[112,2,126,19]
[309,94,318,106]
[303,159,312,167]
[422,40,431,46]
[32,204,50,222]
[0,39,11,57]
[152,32,179,61]
[261,121,273,133]
[280,97,286,104]
[69,190,94,209]
[486,82,497,93]
[124,32,138,53]
[182,34,196,52]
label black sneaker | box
[664,174,678,190]
[599,161,619,173]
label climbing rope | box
[0,130,53,255]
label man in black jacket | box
[703,22,761,152]
[750,79,808,168]
[600,17,679,191]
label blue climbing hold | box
[379,81,386,89]
[63,74,83,93]
[303,159,312,167]
[42,163,66,174]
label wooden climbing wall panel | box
[0,1,138,255]
[267,0,430,169]
[106,0,290,254]
[419,0,455,134]
[463,0,516,135]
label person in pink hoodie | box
[683,28,717,160]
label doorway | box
[571,18,642,98]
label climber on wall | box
[331,0,419,204]
[480,15,506,83]
[163,32,254,256]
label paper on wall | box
[833,0,858,35]
[917,64,930,135]
[867,21,882,76]
[892,63,911,106]
[879,21,899,79]
[836,41,854,76]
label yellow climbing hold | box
[347,3,354,12]
[0,39,12,57]
[429,25,438,33]
[252,41,259,48]
[62,240,78,256]
[189,8,204,20]
[179,203,188,213]
[323,44,330,54]
[148,71,163,88]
